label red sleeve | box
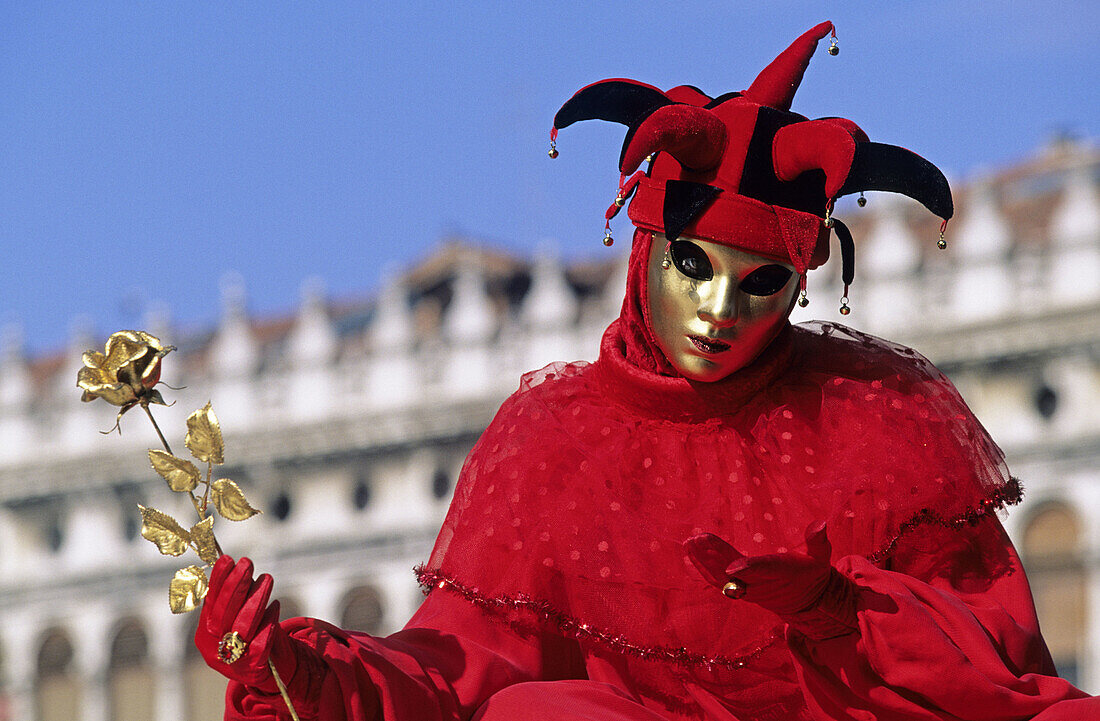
[789,516,1092,720]
[223,590,584,721]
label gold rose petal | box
[77,369,137,406]
[117,329,165,350]
[76,365,110,389]
[186,402,224,464]
[105,333,149,372]
[169,565,209,614]
[148,450,201,493]
[139,505,191,556]
[190,517,220,565]
[211,479,260,521]
[103,385,138,406]
[82,350,107,369]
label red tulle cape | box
[418,319,1019,675]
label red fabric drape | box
[220,228,1091,719]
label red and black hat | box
[551,21,952,298]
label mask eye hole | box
[669,241,713,281]
[740,265,793,296]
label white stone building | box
[0,137,1096,719]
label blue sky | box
[2,1,1096,354]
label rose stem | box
[142,403,174,456]
[269,660,301,721]
[142,405,287,717]
[202,462,212,514]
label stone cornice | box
[0,398,502,503]
[896,303,1100,370]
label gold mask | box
[646,232,799,382]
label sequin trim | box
[417,478,1023,669]
[865,476,1023,563]
[414,566,783,670]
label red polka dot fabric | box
[422,320,1015,669]
[419,231,1018,708]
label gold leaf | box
[139,505,191,556]
[148,450,201,493]
[169,565,209,614]
[190,516,220,564]
[185,402,224,464]
[211,479,260,521]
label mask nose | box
[697,276,739,327]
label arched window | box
[431,468,451,500]
[340,586,385,635]
[352,476,372,510]
[1020,502,1085,685]
[109,619,154,721]
[35,628,79,721]
[270,490,292,521]
[0,642,8,720]
[1034,383,1058,420]
[45,513,63,553]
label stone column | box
[299,575,345,627]
[2,615,39,721]
[1078,479,1100,694]
[1083,555,1100,693]
[147,609,187,721]
[370,564,405,635]
[72,610,111,721]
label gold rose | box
[77,329,175,435]
[78,330,298,720]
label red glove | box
[684,522,857,640]
[196,556,320,696]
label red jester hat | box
[551,21,953,297]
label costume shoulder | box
[491,359,601,434]
[786,320,1021,561]
[441,359,600,516]
[791,320,951,385]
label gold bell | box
[937,233,948,250]
[614,195,625,208]
[797,290,809,308]
[548,146,559,159]
[603,229,614,247]
[722,580,746,599]
[839,297,851,315]
[857,193,867,207]
[828,39,839,56]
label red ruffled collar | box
[594,319,797,422]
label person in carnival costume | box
[195,22,1097,720]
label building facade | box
[0,138,1097,719]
